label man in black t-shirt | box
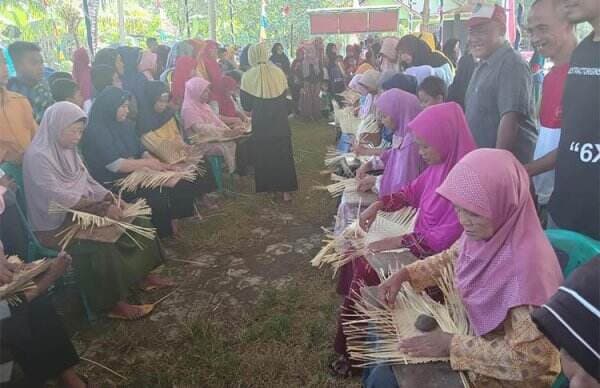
[548,0,600,240]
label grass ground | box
[62,119,362,387]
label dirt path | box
[65,119,362,387]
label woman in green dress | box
[23,101,172,320]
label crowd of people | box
[310,1,598,388]
[0,0,598,386]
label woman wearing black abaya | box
[81,86,196,237]
[269,43,291,77]
[240,43,297,201]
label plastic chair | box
[546,229,600,277]
[207,155,235,194]
[546,229,599,388]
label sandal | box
[139,275,175,292]
[328,356,355,378]
[107,304,154,321]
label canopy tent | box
[308,0,516,44]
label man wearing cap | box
[464,3,537,164]
[524,0,578,209]
[547,0,600,241]
[532,257,600,388]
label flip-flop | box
[107,304,154,321]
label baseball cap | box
[468,3,507,28]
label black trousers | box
[119,172,216,238]
[0,296,79,387]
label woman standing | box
[71,47,92,102]
[241,43,297,201]
[269,43,291,77]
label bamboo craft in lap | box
[141,135,205,169]
[344,264,472,388]
[0,256,51,304]
[311,207,417,274]
[49,199,156,250]
[115,164,199,193]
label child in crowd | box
[7,41,54,122]
[49,78,84,108]
[417,75,447,109]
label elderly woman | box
[23,102,171,320]
[241,43,297,201]
[365,148,564,387]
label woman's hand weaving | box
[398,332,453,358]
[377,268,408,308]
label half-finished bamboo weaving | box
[333,104,361,135]
[141,135,190,165]
[314,177,358,198]
[0,256,51,302]
[115,164,198,193]
[311,207,417,274]
[344,264,472,388]
[357,115,379,135]
[337,90,360,106]
[49,199,156,250]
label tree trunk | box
[421,0,430,32]
[208,0,216,40]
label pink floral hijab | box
[437,148,563,335]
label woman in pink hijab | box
[370,149,563,387]
[355,88,424,198]
[181,77,239,173]
[333,89,423,297]
[361,102,476,257]
[72,47,92,101]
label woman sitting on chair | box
[81,86,196,238]
[23,101,171,320]
[181,77,242,174]
[365,149,564,387]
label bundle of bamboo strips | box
[188,127,251,144]
[343,264,472,387]
[0,256,51,302]
[115,165,198,193]
[337,90,360,106]
[313,178,358,198]
[311,208,417,273]
[357,116,379,135]
[334,106,361,135]
[49,199,156,249]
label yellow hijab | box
[241,43,288,99]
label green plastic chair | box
[208,155,235,194]
[546,229,600,388]
[546,229,600,277]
